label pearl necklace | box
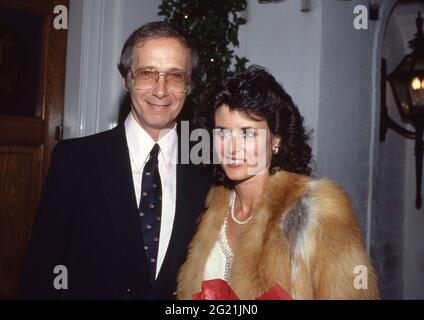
[229,191,253,225]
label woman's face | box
[213,104,280,183]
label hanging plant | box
[159,0,249,120]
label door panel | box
[0,0,68,298]
[0,145,42,297]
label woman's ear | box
[273,136,282,148]
[272,136,282,155]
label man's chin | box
[152,120,177,130]
[139,116,176,131]
[133,116,177,138]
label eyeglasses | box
[128,68,190,93]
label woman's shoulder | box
[307,178,356,224]
[272,171,353,212]
[269,170,349,197]
[269,171,358,232]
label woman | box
[177,66,380,300]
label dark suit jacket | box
[19,123,211,299]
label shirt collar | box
[125,112,177,173]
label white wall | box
[371,9,406,299]
[400,6,424,299]
[235,0,322,156]
[404,134,424,299]
[316,0,377,234]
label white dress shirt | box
[125,113,177,279]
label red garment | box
[193,279,293,300]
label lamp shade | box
[388,11,424,120]
[389,54,424,118]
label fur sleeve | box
[309,180,380,299]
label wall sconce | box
[380,11,424,209]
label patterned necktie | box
[139,143,162,281]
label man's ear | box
[122,77,129,92]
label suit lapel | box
[99,125,151,291]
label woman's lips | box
[223,158,245,167]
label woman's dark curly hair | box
[195,65,313,186]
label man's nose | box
[152,74,169,98]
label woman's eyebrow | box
[214,126,257,130]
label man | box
[20,22,211,299]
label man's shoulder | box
[63,126,121,147]
[51,126,125,167]
[57,126,122,153]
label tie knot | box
[149,143,160,161]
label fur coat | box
[177,171,380,300]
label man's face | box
[125,37,191,139]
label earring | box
[272,146,279,155]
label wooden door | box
[0,0,68,298]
